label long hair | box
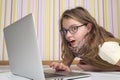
[59,7,116,61]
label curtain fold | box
[0,0,120,61]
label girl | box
[50,7,120,71]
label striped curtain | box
[0,0,120,61]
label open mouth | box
[68,40,75,46]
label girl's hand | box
[49,62,71,72]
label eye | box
[70,26,78,32]
[61,29,67,34]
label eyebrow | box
[63,24,80,29]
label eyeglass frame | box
[60,23,87,35]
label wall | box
[0,0,120,61]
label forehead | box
[62,18,82,28]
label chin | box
[71,44,77,48]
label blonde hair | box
[59,7,117,65]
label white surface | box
[1,71,120,80]
[90,72,120,80]
[0,72,30,80]
[1,65,120,80]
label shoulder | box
[99,41,120,64]
[100,41,120,48]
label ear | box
[86,23,92,32]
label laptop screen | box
[4,14,45,80]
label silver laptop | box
[3,14,90,80]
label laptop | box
[3,13,90,80]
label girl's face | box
[62,18,91,47]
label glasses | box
[60,24,87,35]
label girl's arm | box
[77,60,102,71]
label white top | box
[99,41,120,64]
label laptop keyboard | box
[54,71,88,76]
[45,71,90,78]
[45,72,64,78]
